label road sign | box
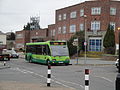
[84,42,87,46]
[74,38,78,42]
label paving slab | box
[0,81,75,90]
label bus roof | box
[26,41,66,45]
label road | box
[0,58,117,90]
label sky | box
[0,0,90,33]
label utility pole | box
[116,27,120,90]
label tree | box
[10,32,15,40]
[67,31,85,56]
[103,24,115,54]
[7,32,15,40]
[23,23,31,30]
[23,22,40,30]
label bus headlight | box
[65,59,69,61]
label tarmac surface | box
[0,61,75,90]
[0,57,116,90]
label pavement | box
[0,81,75,90]
[70,57,115,65]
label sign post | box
[73,38,79,64]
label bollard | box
[3,61,6,66]
[85,69,89,90]
[47,63,51,87]
[116,73,120,90]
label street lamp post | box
[116,27,120,90]
[83,15,90,90]
[84,15,87,65]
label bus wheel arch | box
[28,56,32,63]
[46,59,50,65]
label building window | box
[16,43,24,48]
[70,24,76,33]
[80,24,84,31]
[53,29,55,36]
[110,7,116,15]
[70,11,77,18]
[63,13,67,20]
[58,14,62,21]
[16,34,23,38]
[63,26,66,34]
[91,21,100,31]
[0,41,3,44]
[80,9,84,16]
[51,29,55,36]
[89,38,102,51]
[51,30,53,36]
[58,27,62,34]
[91,7,101,15]
[110,22,116,31]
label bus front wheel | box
[46,60,50,65]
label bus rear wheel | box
[28,56,32,63]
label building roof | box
[56,0,120,11]
[0,31,5,35]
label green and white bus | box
[25,41,70,65]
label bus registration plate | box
[59,61,63,63]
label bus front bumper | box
[50,60,70,64]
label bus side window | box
[32,45,36,54]
[42,45,46,55]
[46,45,51,56]
[36,45,42,55]
[42,45,51,56]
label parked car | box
[10,53,19,58]
[5,50,19,58]
[115,59,119,69]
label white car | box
[115,59,119,69]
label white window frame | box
[91,21,100,31]
[53,29,55,36]
[110,22,116,31]
[80,9,84,17]
[63,13,67,20]
[80,23,84,31]
[110,7,116,15]
[62,26,66,34]
[58,14,62,21]
[58,27,62,34]
[91,7,101,15]
[70,11,77,18]
[16,34,23,38]
[70,24,76,33]
[89,37,102,51]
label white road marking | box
[10,67,75,89]
[94,75,113,83]
[52,75,84,89]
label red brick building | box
[49,0,120,51]
[15,29,48,50]
[15,0,120,52]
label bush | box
[67,31,84,56]
[80,51,103,58]
[104,47,115,55]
